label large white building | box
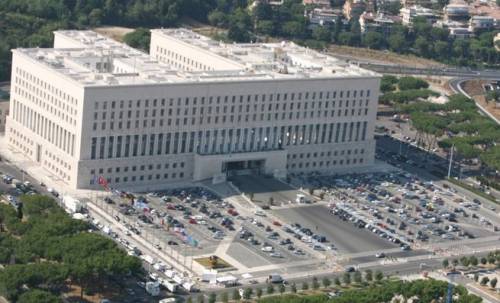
[6,29,380,190]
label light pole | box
[447,144,454,179]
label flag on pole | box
[98,176,109,190]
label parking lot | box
[292,168,499,254]
[273,205,397,254]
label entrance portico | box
[193,150,287,182]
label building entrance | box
[222,159,265,177]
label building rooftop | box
[15,29,377,87]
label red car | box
[227,208,239,216]
[273,221,282,227]
[189,218,197,224]
[166,204,175,210]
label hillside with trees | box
[0,195,142,302]
[1,0,499,81]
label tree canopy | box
[0,195,142,302]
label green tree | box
[208,293,216,303]
[322,277,331,288]
[398,77,429,90]
[469,256,478,266]
[290,283,297,293]
[363,32,384,49]
[279,284,286,295]
[490,278,497,289]
[354,271,362,283]
[302,281,309,290]
[123,28,151,51]
[442,259,449,268]
[88,8,103,26]
[388,33,406,53]
[197,294,205,303]
[232,288,241,301]
[480,257,487,265]
[433,41,450,60]
[480,277,490,286]
[228,8,252,42]
[17,289,62,303]
[343,272,351,285]
[375,270,384,282]
[460,256,470,267]
[256,20,274,36]
[312,277,320,289]
[334,277,341,286]
[365,270,373,282]
[221,292,229,303]
[243,287,253,300]
[414,36,430,57]
[267,284,275,294]
[256,288,263,298]
[208,10,227,27]
[312,27,331,42]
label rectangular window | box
[157,134,163,155]
[141,135,147,156]
[149,134,155,156]
[91,138,97,159]
[124,135,131,157]
[116,136,122,158]
[108,136,114,158]
[165,133,171,154]
[132,135,139,156]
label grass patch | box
[447,178,498,204]
[195,256,233,270]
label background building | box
[6,29,380,190]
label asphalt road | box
[273,205,397,254]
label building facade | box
[6,29,380,190]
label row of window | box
[91,108,370,131]
[90,122,369,160]
[90,171,186,186]
[155,45,215,71]
[93,90,371,111]
[9,129,72,182]
[93,99,369,120]
[90,162,185,175]
[11,100,76,156]
[287,148,365,160]
[287,158,365,170]
[15,67,78,125]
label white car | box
[261,246,273,252]
[255,210,266,217]
[270,252,283,258]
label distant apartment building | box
[306,7,343,28]
[400,5,437,25]
[343,0,367,20]
[359,12,401,35]
[449,27,474,38]
[443,2,470,22]
[401,0,436,8]
[303,0,331,7]
[468,16,495,32]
